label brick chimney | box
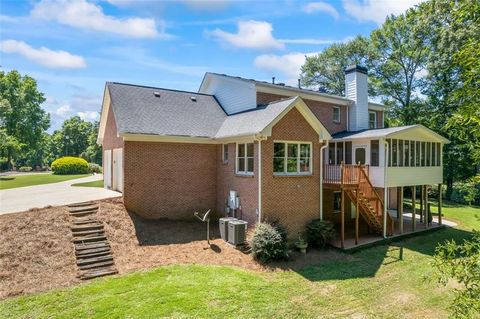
[345,65,368,131]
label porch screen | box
[370,140,379,166]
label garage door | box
[104,150,112,189]
[112,148,123,193]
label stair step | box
[71,224,104,231]
[79,267,118,280]
[73,235,107,243]
[73,219,100,225]
[68,202,94,208]
[69,206,99,213]
[76,246,111,256]
[75,241,110,251]
[72,229,105,237]
[78,260,114,270]
[77,255,113,266]
[77,250,112,259]
[70,210,97,217]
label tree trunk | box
[445,176,453,200]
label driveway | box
[0,174,121,215]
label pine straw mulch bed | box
[0,197,348,299]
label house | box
[97,65,449,248]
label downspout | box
[382,138,389,238]
[255,134,267,223]
[319,140,329,220]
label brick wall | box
[257,92,348,134]
[261,107,323,235]
[123,141,217,220]
[102,103,124,187]
[216,143,258,225]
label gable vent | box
[153,91,161,97]
[190,96,197,102]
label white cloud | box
[31,0,168,39]
[280,36,353,45]
[303,2,339,19]
[342,0,423,25]
[55,104,72,116]
[0,40,86,69]
[77,111,99,121]
[206,20,284,50]
[254,52,318,85]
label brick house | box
[98,65,449,247]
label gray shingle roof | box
[332,125,449,143]
[214,97,297,139]
[107,82,227,138]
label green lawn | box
[0,173,91,190]
[71,179,104,188]
[1,202,478,319]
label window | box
[421,142,426,166]
[399,140,404,167]
[392,139,398,167]
[273,142,312,175]
[345,142,352,164]
[333,106,341,123]
[386,139,392,166]
[336,142,344,165]
[404,140,410,167]
[222,144,229,164]
[371,140,379,166]
[333,191,341,213]
[369,112,377,129]
[432,143,436,167]
[436,143,441,166]
[410,141,415,167]
[328,143,335,164]
[236,143,254,175]
[426,142,431,166]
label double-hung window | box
[333,106,341,123]
[236,143,254,175]
[369,111,377,129]
[273,142,312,175]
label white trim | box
[319,141,328,220]
[120,133,218,144]
[272,140,313,176]
[332,106,341,123]
[368,111,377,129]
[97,85,111,145]
[236,142,254,175]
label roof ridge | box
[107,82,215,97]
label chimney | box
[272,76,275,84]
[345,65,368,131]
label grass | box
[1,202,478,319]
[0,173,91,190]
[71,179,103,188]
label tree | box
[432,231,480,318]
[81,121,102,164]
[0,70,50,168]
[300,36,372,95]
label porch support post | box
[438,183,443,225]
[396,187,401,219]
[399,186,404,234]
[412,185,416,232]
[425,185,429,229]
[420,185,424,223]
[340,162,345,249]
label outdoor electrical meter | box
[227,220,248,246]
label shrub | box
[306,219,336,248]
[51,157,89,175]
[451,182,479,206]
[251,222,289,263]
[88,163,102,174]
[18,166,32,172]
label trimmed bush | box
[51,157,89,175]
[306,219,336,248]
[88,163,102,174]
[18,166,32,172]
[251,222,289,263]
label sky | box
[0,0,422,132]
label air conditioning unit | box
[219,217,237,241]
[228,220,248,246]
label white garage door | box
[104,150,112,189]
[112,148,123,193]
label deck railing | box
[323,164,369,185]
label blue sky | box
[0,0,420,131]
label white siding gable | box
[199,74,256,114]
[345,68,369,131]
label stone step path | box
[67,202,118,280]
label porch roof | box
[331,125,450,143]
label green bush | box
[88,163,102,174]
[251,222,289,263]
[18,166,32,172]
[451,181,479,206]
[306,219,336,248]
[51,157,89,175]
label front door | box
[355,147,366,165]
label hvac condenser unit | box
[219,217,237,241]
[227,220,248,246]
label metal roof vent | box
[153,91,161,97]
[190,96,197,102]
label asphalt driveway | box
[0,175,121,214]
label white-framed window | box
[273,141,312,175]
[333,106,341,123]
[236,143,254,175]
[369,111,377,129]
[222,144,229,164]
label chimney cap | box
[345,65,368,75]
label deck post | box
[355,164,360,245]
[396,187,400,218]
[340,162,345,249]
[420,185,424,223]
[399,186,404,234]
[438,183,443,225]
[425,185,429,229]
[412,186,416,231]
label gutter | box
[255,134,267,223]
[319,140,329,220]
